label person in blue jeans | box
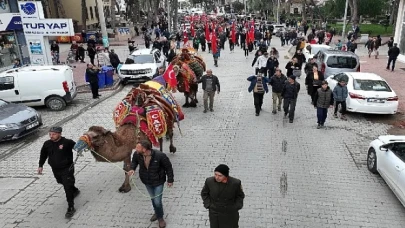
[313,81,334,129]
[128,140,174,228]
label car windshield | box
[353,79,392,92]
[125,54,154,64]
[0,100,7,107]
[327,56,357,69]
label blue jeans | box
[145,184,164,219]
[317,107,328,124]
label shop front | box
[0,13,24,69]
[394,0,405,62]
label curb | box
[0,84,125,161]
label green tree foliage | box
[319,0,388,19]
[232,1,245,13]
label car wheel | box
[367,148,378,174]
[46,96,67,111]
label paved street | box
[1,38,405,228]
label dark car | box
[0,99,43,142]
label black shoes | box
[150,214,158,222]
[210,109,214,112]
[65,207,76,218]
[255,113,259,116]
[203,109,207,113]
[289,119,293,123]
[272,110,277,114]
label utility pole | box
[96,0,109,48]
[341,0,349,42]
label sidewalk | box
[57,35,146,89]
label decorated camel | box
[169,47,206,107]
[73,79,185,193]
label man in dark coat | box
[201,164,245,228]
[128,140,174,228]
[387,43,400,71]
[86,64,101,99]
[38,127,80,218]
[108,49,121,73]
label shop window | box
[0,76,15,91]
[90,6,94,20]
[0,32,20,70]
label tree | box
[232,1,245,14]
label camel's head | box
[74,126,111,153]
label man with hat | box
[201,164,245,228]
[38,127,80,218]
[282,75,301,123]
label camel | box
[170,48,206,108]
[73,84,179,193]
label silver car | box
[314,50,360,78]
[0,99,43,141]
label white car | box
[303,44,332,61]
[118,48,166,84]
[367,135,405,207]
[326,72,398,114]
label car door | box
[390,143,405,201]
[0,75,21,103]
[378,143,405,195]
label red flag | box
[183,30,188,45]
[162,63,177,89]
[231,22,236,43]
[211,32,217,54]
[191,23,195,37]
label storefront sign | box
[18,1,74,65]
[22,19,74,35]
[0,13,23,31]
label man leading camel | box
[128,140,174,228]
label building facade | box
[42,0,110,31]
[0,0,28,69]
[394,0,405,62]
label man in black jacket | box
[108,49,120,73]
[37,127,80,218]
[201,164,245,228]
[128,140,174,228]
[197,69,220,113]
[86,64,101,99]
[269,69,287,114]
[282,75,300,123]
[387,43,400,72]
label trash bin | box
[102,66,114,86]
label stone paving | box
[1,38,405,228]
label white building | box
[394,0,405,62]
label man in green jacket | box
[201,164,245,228]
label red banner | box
[212,32,217,54]
[191,23,195,37]
[231,22,236,43]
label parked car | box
[118,48,166,84]
[367,135,405,207]
[0,99,43,142]
[326,72,398,114]
[272,24,286,36]
[303,44,333,61]
[314,50,360,78]
[0,65,77,111]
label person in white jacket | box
[256,52,269,77]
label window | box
[333,73,349,82]
[326,56,357,69]
[90,6,94,20]
[0,32,20,70]
[85,7,89,20]
[0,76,15,91]
[293,8,299,14]
[390,143,405,162]
[352,79,392,92]
[125,54,154,64]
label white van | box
[0,65,77,111]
